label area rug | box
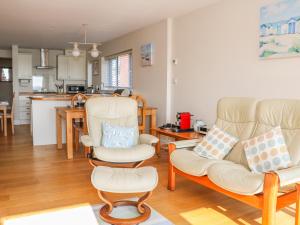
[93,204,173,225]
[3,202,173,225]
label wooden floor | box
[0,125,297,225]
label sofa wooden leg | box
[168,143,176,191]
[168,164,176,191]
[295,183,300,225]
[262,173,279,225]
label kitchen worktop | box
[29,93,112,101]
[19,92,58,96]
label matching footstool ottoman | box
[91,166,158,225]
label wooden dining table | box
[56,106,157,160]
[0,102,9,136]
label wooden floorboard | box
[0,125,296,224]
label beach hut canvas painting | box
[260,0,300,59]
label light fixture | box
[72,42,80,57]
[90,43,99,58]
[69,24,101,58]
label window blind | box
[101,51,132,90]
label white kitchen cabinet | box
[57,55,69,80]
[16,95,31,125]
[57,55,86,81]
[18,53,32,79]
[69,56,86,80]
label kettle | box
[86,86,95,94]
[193,120,206,132]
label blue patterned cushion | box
[242,126,292,173]
[193,125,239,160]
[102,122,137,148]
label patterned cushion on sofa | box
[242,126,292,173]
[193,125,239,160]
[102,122,137,148]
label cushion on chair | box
[193,125,239,160]
[207,162,264,195]
[242,126,292,173]
[91,166,158,193]
[93,144,155,163]
[170,149,224,176]
[102,122,138,148]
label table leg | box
[155,132,161,157]
[150,110,157,135]
[56,111,62,149]
[3,109,7,137]
[66,114,74,160]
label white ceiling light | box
[69,24,101,58]
[90,43,100,58]
[72,42,80,57]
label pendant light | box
[90,44,100,58]
[72,42,80,57]
[69,24,101,58]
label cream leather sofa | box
[168,98,300,225]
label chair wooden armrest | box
[168,143,176,155]
[296,183,300,225]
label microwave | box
[66,84,85,94]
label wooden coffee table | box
[153,128,204,156]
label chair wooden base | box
[98,191,152,225]
[86,147,145,168]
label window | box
[101,51,132,90]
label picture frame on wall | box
[260,0,300,59]
[92,60,99,75]
[141,43,153,66]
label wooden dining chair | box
[131,95,147,133]
[72,93,88,152]
[0,93,15,135]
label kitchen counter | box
[30,93,111,145]
[19,92,57,96]
[29,94,73,101]
[29,93,111,101]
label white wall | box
[172,0,300,125]
[100,20,168,125]
[99,0,300,126]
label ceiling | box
[0,0,218,49]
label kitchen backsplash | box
[31,73,85,92]
[18,48,86,93]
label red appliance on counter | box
[176,112,192,130]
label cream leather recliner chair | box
[81,97,158,167]
[169,98,300,225]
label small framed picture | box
[92,60,99,75]
[141,43,153,66]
